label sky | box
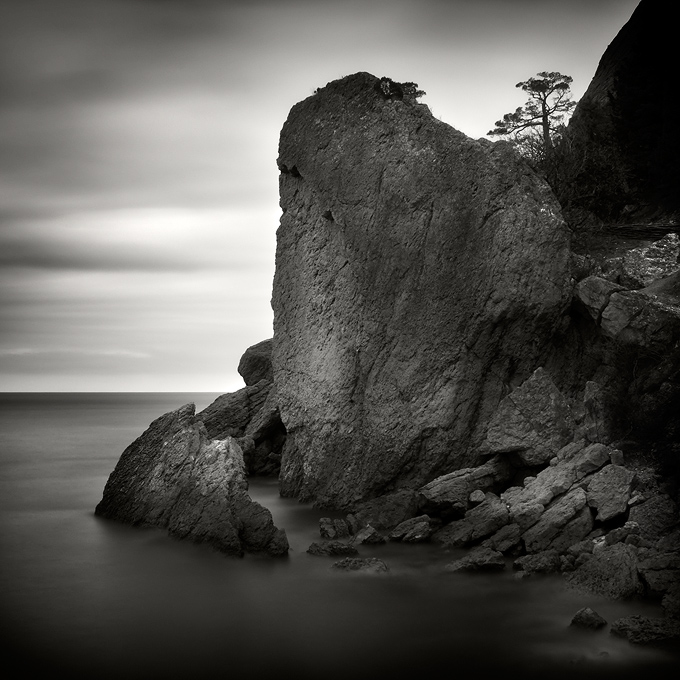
[0,0,640,393]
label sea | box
[0,392,678,680]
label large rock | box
[585,464,636,521]
[611,615,680,645]
[564,0,678,220]
[237,338,274,385]
[94,404,288,557]
[417,456,512,519]
[433,493,509,548]
[566,543,643,599]
[484,367,575,465]
[198,380,284,476]
[272,72,572,508]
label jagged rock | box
[628,494,678,543]
[600,288,680,351]
[485,367,575,465]
[481,523,522,554]
[611,615,680,645]
[349,525,386,545]
[637,552,680,595]
[620,234,680,289]
[585,464,636,521]
[418,456,512,519]
[575,277,625,324]
[94,404,288,557]
[273,71,572,508]
[514,549,561,575]
[198,381,271,440]
[389,515,432,543]
[570,608,608,630]
[566,543,643,599]
[521,487,591,554]
[237,338,273,385]
[319,517,350,540]
[431,493,508,548]
[307,540,358,557]
[347,489,419,532]
[198,381,283,476]
[501,442,610,529]
[331,557,389,573]
[445,547,506,573]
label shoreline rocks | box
[94,403,288,558]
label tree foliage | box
[488,71,576,153]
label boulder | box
[237,338,274,385]
[481,523,522,554]
[273,71,572,508]
[611,615,680,645]
[319,517,351,540]
[418,456,512,519]
[331,557,389,573]
[501,442,610,527]
[307,541,358,557]
[484,367,575,465]
[566,543,643,599]
[585,464,636,521]
[197,380,272,440]
[94,404,288,557]
[628,494,678,543]
[349,525,386,546]
[432,493,508,548]
[389,515,432,543]
[198,381,283,476]
[347,489,419,532]
[637,552,680,595]
[521,487,591,554]
[445,547,506,573]
[570,608,608,630]
[513,549,561,575]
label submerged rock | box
[570,607,608,630]
[611,615,680,645]
[307,540,358,557]
[94,404,288,557]
[331,557,389,573]
[445,547,506,573]
[273,71,572,508]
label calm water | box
[0,393,678,680]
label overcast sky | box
[0,0,639,393]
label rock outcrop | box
[94,403,288,557]
[563,0,679,221]
[273,71,572,509]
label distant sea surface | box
[1,393,678,679]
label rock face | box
[273,71,572,509]
[564,0,679,220]
[94,404,289,557]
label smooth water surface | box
[1,393,678,679]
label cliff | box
[273,72,572,508]
[562,0,678,223]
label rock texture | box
[273,72,572,508]
[94,404,288,557]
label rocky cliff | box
[562,0,678,222]
[273,72,572,508]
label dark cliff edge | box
[95,0,678,642]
